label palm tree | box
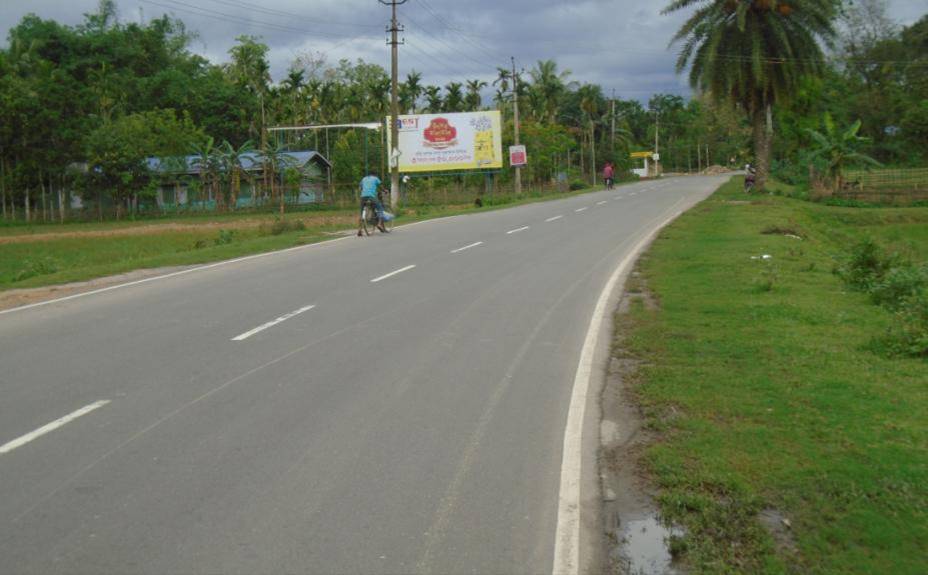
[529,60,572,123]
[465,79,488,111]
[493,88,509,111]
[493,67,512,115]
[492,67,512,94]
[219,140,255,209]
[190,137,220,210]
[664,0,838,191]
[424,85,443,113]
[282,68,305,125]
[401,70,423,113]
[578,84,604,184]
[806,113,881,192]
[368,78,392,120]
[259,140,298,215]
[443,82,464,112]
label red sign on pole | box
[509,145,527,167]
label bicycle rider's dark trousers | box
[360,197,383,216]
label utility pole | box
[511,56,522,195]
[381,0,407,211]
[654,111,660,176]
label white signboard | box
[387,111,503,173]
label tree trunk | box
[231,170,239,211]
[752,106,772,192]
[590,123,597,186]
[58,174,65,223]
[579,135,585,184]
[278,171,285,216]
[25,187,31,222]
[1,157,7,220]
[40,172,47,222]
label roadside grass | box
[0,182,624,291]
[622,178,927,573]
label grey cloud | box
[1,0,923,104]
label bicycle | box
[359,197,393,236]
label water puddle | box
[613,513,683,574]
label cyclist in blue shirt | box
[358,172,385,235]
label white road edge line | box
[231,304,316,341]
[545,215,564,222]
[506,226,530,235]
[574,207,588,213]
[552,199,687,575]
[0,400,110,455]
[371,264,416,283]
[450,241,483,254]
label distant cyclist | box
[358,172,385,236]
[603,162,615,189]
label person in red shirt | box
[603,162,615,189]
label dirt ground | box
[0,264,204,311]
[600,270,684,575]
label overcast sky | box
[2,0,925,102]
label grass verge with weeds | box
[0,183,627,291]
[621,177,927,573]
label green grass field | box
[620,178,927,573]
[0,182,618,291]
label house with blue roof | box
[146,150,331,211]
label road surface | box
[0,176,725,574]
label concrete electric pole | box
[381,0,407,211]
[654,111,661,176]
[511,57,522,195]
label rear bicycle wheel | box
[361,204,377,236]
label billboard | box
[388,111,503,173]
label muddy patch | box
[600,281,684,574]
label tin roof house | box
[146,150,332,211]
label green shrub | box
[874,294,928,358]
[259,217,306,236]
[214,229,236,246]
[834,238,906,291]
[569,180,586,191]
[14,257,59,282]
[870,264,928,310]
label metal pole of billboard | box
[381,0,407,212]
[511,57,522,195]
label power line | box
[402,12,497,71]
[198,0,383,29]
[413,0,507,63]
[139,0,372,40]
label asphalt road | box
[0,176,725,574]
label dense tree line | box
[0,0,923,220]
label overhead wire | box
[413,0,508,64]
[197,0,382,29]
[402,12,498,71]
[139,0,370,40]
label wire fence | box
[834,168,928,205]
[842,168,928,190]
